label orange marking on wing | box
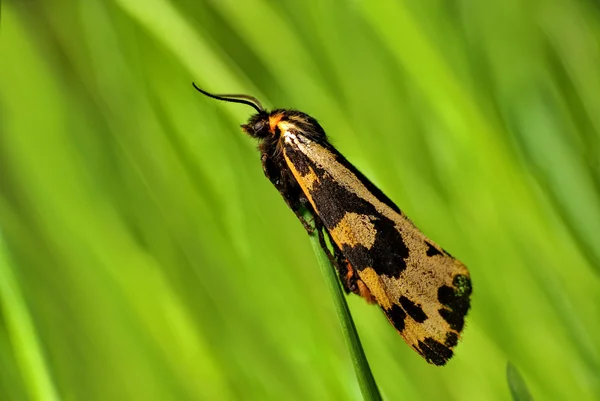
[345,262,355,284]
[357,280,376,304]
[283,149,320,213]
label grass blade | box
[507,362,534,401]
[0,229,61,401]
[305,211,383,401]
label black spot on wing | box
[297,160,408,278]
[386,304,406,333]
[399,296,428,323]
[426,242,442,257]
[437,286,455,307]
[453,274,472,297]
[438,274,471,332]
[418,337,453,366]
[369,217,409,277]
[283,142,312,175]
[341,217,409,278]
[445,332,458,348]
[438,277,472,313]
[439,308,465,333]
[309,167,373,224]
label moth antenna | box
[192,82,264,114]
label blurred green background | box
[1,0,600,400]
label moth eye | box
[254,121,266,132]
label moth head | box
[192,82,270,138]
[241,113,271,138]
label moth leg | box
[332,244,356,294]
[292,185,318,233]
[293,204,315,234]
[314,223,364,298]
[314,222,356,293]
[276,188,315,233]
[328,237,376,303]
[262,154,315,234]
[315,219,338,266]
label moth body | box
[193,84,472,365]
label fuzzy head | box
[241,112,271,138]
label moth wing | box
[281,132,471,365]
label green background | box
[1,0,600,400]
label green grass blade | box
[0,229,61,401]
[305,211,383,401]
[507,362,534,401]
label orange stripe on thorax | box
[268,112,284,134]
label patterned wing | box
[281,130,471,365]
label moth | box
[193,83,472,365]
